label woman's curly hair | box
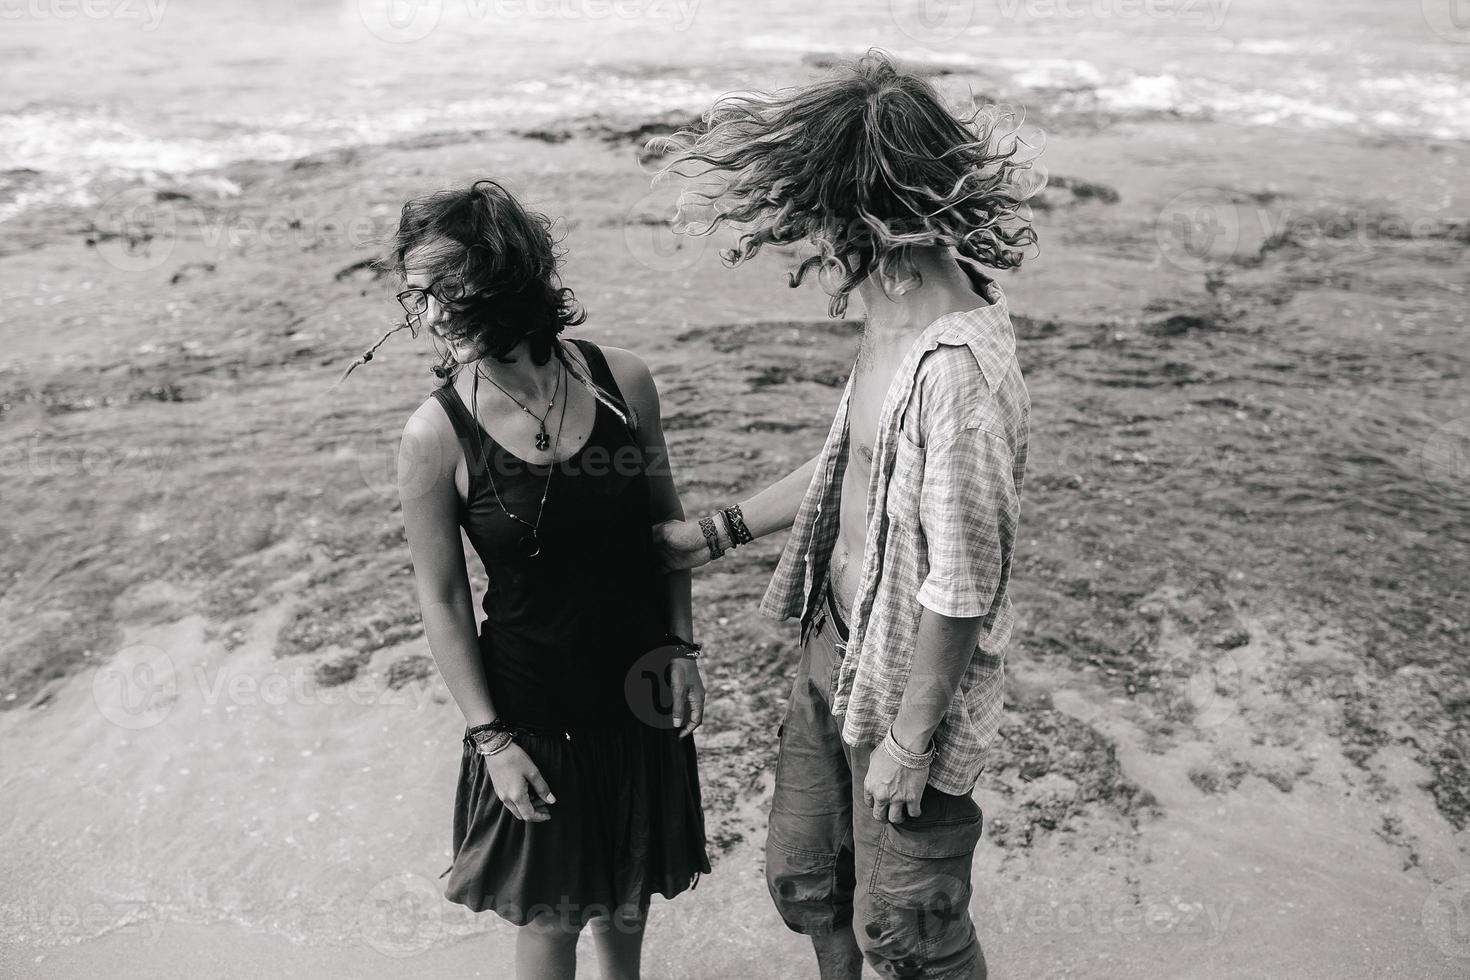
[331,180,633,428]
[385,178,587,376]
[650,49,1043,317]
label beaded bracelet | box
[881,727,935,770]
[698,515,725,561]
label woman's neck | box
[470,338,564,404]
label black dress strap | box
[429,382,492,481]
[568,337,620,398]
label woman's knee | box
[586,902,647,936]
[522,908,584,941]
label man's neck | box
[855,246,986,343]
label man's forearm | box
[890,607,986,751]
[701,453,820,547]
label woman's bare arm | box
[604,348,694,640]
[603,345,704,735]
[397,402,497,729]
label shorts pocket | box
[870,801,983,912]
[766,837,839,929]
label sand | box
[2,78,1468,979]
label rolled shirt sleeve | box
[915,423,1019,619]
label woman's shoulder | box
[563,338,657,437]
[404,384,463,448]
[580,342,652,388]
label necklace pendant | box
[535,430,550,452]
[520,533,541,558]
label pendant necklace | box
[471,361,569,559]
[477,360,562,451]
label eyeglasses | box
[396,275,467,316]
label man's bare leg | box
[811,924,863,980]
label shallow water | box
[2,0,1466,221]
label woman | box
[359,178,711,979]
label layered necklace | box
[470,357,569,559]
[477,356,562,451]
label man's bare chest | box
[847,347,906,467]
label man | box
[652,50,1035,980]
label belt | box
[823,579,850,642]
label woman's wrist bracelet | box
[661,632,704,660]
[469,726,515,756]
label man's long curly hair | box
[650,50,1043,317]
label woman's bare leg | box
[517,909,582,980]
[587,903,648,980]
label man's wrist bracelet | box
[723,504,754,546]
[698,516,725,560]
[881,727,935,770]
[717,509,739,550]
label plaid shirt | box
[759,276,1029,795]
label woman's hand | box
[669,658,706,738]
[481,743,555,822]
[652,519,715,572]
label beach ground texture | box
[1,55,1468,980]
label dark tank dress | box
[431,337,710,925]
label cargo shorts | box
[764,579,985,980]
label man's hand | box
[669,657,706,738]
[652,519,714,572]
[863,740,929,824]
